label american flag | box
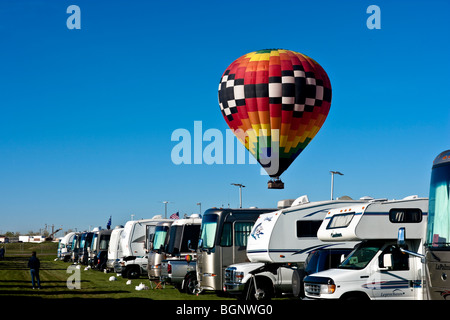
[170,212,179,219]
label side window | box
[235,222,253,247]
[327,213,355,229]
[389,209,422,223]
[220,222,232,247]
[297,220,323,237]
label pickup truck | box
[161,256,200,294]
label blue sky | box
[0,0,449,234]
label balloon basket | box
[268,179,284,189]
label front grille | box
[225,267,236,283]
[305,283,321,296]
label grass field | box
[0,242,232,301]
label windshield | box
[339,241,383,270]
[427,162,450,248]
[153,226,169,251]
[166,225,182,254]
[199,214,219,249]
[99,235,110,250]
[91,234,98,251]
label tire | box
[126,266,140,279]
[291,269,306,298]
[244,277,274,301]
[184,273,202,295]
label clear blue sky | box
[0,0,449,234]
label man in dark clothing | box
[28,251,41,289]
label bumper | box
[223,282,245,294]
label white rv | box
[303,196,428,300]
[57,232,76,262]
[115,216,171,278]
[224,196,364,299]
[106,226,124,272]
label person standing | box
[28,251,41,289]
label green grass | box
[0,242,232,300]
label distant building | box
[18,235,46,243]
[0,236,9,243]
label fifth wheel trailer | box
[224,196,363,299]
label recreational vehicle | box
[57,232,76,262]
[196,207,276,293]
[106,226,124,272]
[398,150,450,300]
[88,228,112,270]
[423,150,450,300]
[159,214,202,293]
[303,196,428,300]
[116,216,171,278]
[147,220,174,279]
[224,196,363,299]
[78,231,94,265]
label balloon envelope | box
[218,49,332,178]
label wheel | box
[244,277,274,301]
[184,273,202,295]
[291,269,306,298]
[126,266,140,279]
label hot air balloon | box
[218,49,332,189]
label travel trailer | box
[224,196,364,299]
[159,214,202,293]
[57,232,76,262]
[303,196,428,300]
[196,207,276,293]
[106,226,124,272]
[116,216,171,278]
[147,220,174,279]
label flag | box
[106,216,112,229]
[170,212,179,219]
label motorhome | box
[147,220,174,279]
[88,228,112,270]
[159,214,202,293]
[303,196,428,300]
[196,207,277,293]
[70,233,81,262]
[116,216,172,278]
[398,150,450,300]
[423,150,450,300]
[106,226,124,272]
[78,231,94,265]
[224,196,364,299]
[57,232,76,262]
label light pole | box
[196,202,202,215]
[162,201,170,219]
[330,171,344,200]
[231,183,245,208]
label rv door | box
[220,221,254,267]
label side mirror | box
[397,227,406,247]
[380,253,393,270]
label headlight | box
[304,277,336,296]
[234,271,244,283]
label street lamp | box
[231,183,245,208]
[330,171,344,200]
[197,202,202,215]
[162,201,172,219]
